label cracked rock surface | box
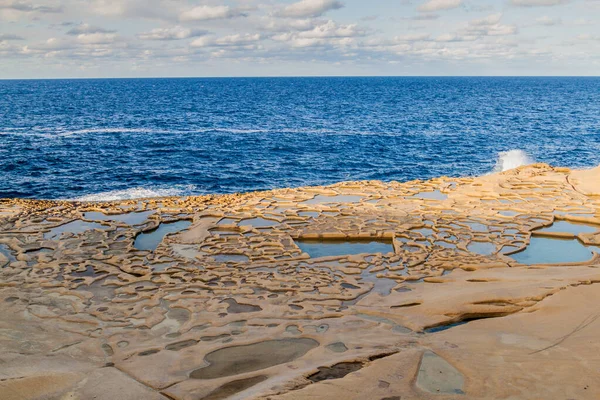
[1,163,600,399]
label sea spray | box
[71,185,198,202]
[493,150,534,173]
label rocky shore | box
[1,164,600,399]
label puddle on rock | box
[0,244,17,264]
[222,298,262,313]
[77,279,116,302]
[467,242,496,256]
[295,239,394,258]
[239,218,279,228]
[534,221,600,235]
[190,338,319,379]
[410,190,448,201]
[326,342,348,353]
[212,254,249,263]
[72,265,102,278]
[416,350,465,395]
[298,211,320,218]
[83,210,154,225]
[303,195,362,205]
[510,237,600,265]
[134,220,192,251]
[201,375,268,400]
[308,362,363,382]
[44,220,108,240]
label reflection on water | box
[83,210,154,225]
[467,242,496,256]
[295,239,394,258]
[410,190,448,200]
[534,221,600,235]
[510,236,600,265]
[302,195,362,205]
[44,220,108,240]
[239,217,278,228]
[134,220,192,251]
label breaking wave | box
[493,150,534,173]
[71,185,198,202]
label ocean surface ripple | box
[1,77,599,200]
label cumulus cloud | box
[75,32,118,44]
[435,13,517,42]
[394,33,431,42]
[137,26,207,40]
[89,0,183,20]
[179,5,245,22]
[297,20,364,38]
[536,16,561,25]
[22,37,72,53]
[190,33,261,48]
[470,13,503,26]
[0,0,62,13]
[66,23,115,35]
[258,17,321,32]
[417,0,462,12]
[510,0,570,7]
[0,33,24,40]
[270,20,363,48]
[277,0,344,18]
[1,0,597,77]
[465,13,517,36]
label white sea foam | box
[493,149,534,173]
[71,185,198,202]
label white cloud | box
[277,0,344,18]
[464,13,517,36]
[179,5,244,22]
[67,23,115,35]
[0,0,62,13]
[88,0,183,20]
[417,0,462,12]
[1,0,598,77]
[0,33,24,40]
[536,16,561,25]
[510,0,570,7]
[470,13,503,25]
[138,26,207,40]
[259,17,320,32]
[76,32,118,44]
[216,33,261,46]
[297,20,364,39]
[270,20,363,49]
[573,18,594,26]
[190,33,261,48]
[395,33,431,42]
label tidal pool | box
[212,254,249,263]
[302,194,362,205]
[83,210,154,225]
[295,239,394,258]
[510,236,600,265]
[410,190,448,200]
[190,338,318,379]
[44,220,108,240]
[534,221,600,235]
[134,220,192,251]
[239,217,278,228]
[298,211,320,218]
[467,242,496,256]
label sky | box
[1,0,599,78]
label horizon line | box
[1,75,600,81]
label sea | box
[1,77,599,200]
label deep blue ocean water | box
[1,77,599,200]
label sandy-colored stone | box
[1,163,600,399]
